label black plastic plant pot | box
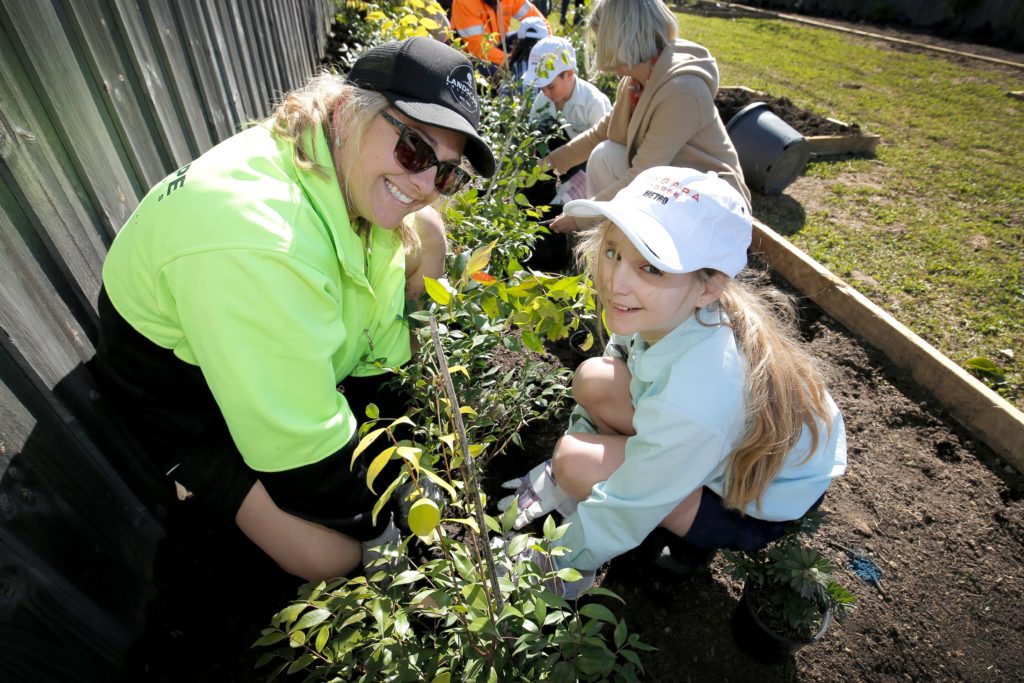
[731,584,832,663]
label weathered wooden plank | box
[306,0,332,71]
[0,337,164,637]
[172,0,236,142]
[0,33,108,330]
[0,537,126,683]
[277,0,307,87]
[134,0,214,157]
[237,0,272,109]
[253,0,285,102]
[0,0,141,234]
[214,0,262,118]
[57,0,171,191]
[294,0,317,75]
[807,132,880,157]
[196,0,249,129]
[0,187,95,385]
[107,0,196,170]
[315,0,334,61]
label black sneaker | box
[654,537,716,579]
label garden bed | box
[716,85,881,157]
[121,288,1024,682]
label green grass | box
[676,12,1024,409]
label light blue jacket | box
[559,308,848,571]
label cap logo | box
[641,190,669,205]
[445,64,478,114]
[650,176,700,202]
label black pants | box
[92,288,400,540]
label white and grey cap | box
[564,167,752,277]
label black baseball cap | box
[347,37,496,178]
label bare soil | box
[521,296,1024,682]
[715,87,860,136]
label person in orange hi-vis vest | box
[451,0,549,66]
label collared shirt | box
[559,309,848,571]
[103,123,410,473]
[529,76,612,139]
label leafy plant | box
[254,513,652,682]
[964,355,1007,387]
[364,0,448,42]
[401,241,593,464]
[723,513,856,640]
[253,316,651,682]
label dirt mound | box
[715,87,861,136]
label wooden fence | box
[0,1,334,679]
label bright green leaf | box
[366,447,397,492]
[424,277,452,305]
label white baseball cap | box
[523,36,577,88]
[564,167,752,277]
[518,16,549,40]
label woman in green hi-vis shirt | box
[93,37,495,581]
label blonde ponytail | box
[708,271,833,512]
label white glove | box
[492,536,596,599]
[496,459,577,530]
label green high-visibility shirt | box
[103,123,411,473]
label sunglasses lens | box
[394,132,434,173]
[435,166,470,195]
[391,120,471,195]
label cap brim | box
[390,97,496,178]
[526,70,556,88]
[563,199,688,273]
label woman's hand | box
[549,213,578,234]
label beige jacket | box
[548,39,751,208]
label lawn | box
[674,10,1024,409]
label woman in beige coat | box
[544,0,750,233]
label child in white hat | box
[523,36,611,206]
[525,36,610,141]
[499,166,847,596]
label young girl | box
[499,166,846,592]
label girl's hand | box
[549,213,578,234]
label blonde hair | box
[576,222,833,512]
[265,71,416,244]
[587,0,678,73]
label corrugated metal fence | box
[0,1,334,680]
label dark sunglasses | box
[380,111,472,196]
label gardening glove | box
[497,459,577,530]
[491,537,595,599]
[361,513,404,575]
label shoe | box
[654,538,716,579]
